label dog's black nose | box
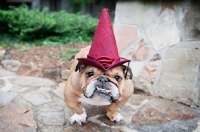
[98,76,108,83]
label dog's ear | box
[122,66,133,80]
[75,61,87,72]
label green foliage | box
[0,5,98,46]
[66,0,91,13]
[53,48,80,61]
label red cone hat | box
[78,8,130,71]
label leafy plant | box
[0,5,98,47]
[53,48,80,61]
[66,0,90,13]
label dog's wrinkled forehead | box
[105,66,124,77]
[75,61,133,80]
[85,66,123,76]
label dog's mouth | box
[96,86,112,95]
[90,86,116,103]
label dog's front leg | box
[64,90,87,125]
[106,98,128,122]
[66,98,87,125]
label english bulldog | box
[64,46,134,125]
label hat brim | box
[77,57,131,71]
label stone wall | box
[114,0,200,107]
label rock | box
[128,95,197,131]
[11,94,33,109]
[0,46,6,58]
[43,69,61,82]
[137,54,161,93]
[41,115,64,126]
[17,65,42,77]
[182,0,200,40]
[145,8,180,51]
[63,107,74,126]
[114,24,138,52]
[2,53,11,60]
[194,121,200,132]
[38,106,64,126]
[133,40,151,61]
[158,0,176,16]
[22,88,53,105]
[9,75,56,87]
[98,115,126,126]
[0,79,5,89]
[129,61,145,78]
[39,126,64,132]
[0,78,14,92]
[53,82,65,99]
[0,103,37,132]
[153,41,200,106]
[51,91,66,106]
[61,69,69,80]
[121,39,152,61]
[1,59,22,72]
[39,106,63,113]
[64,121,123,132]
[0,91,18,107]
[114,1,160,28]
[128,118,198,132]
[133,78,149,94]
[10,86,28,93]
[120,38,154,78]
[0,68,16,77]
[120,38,161,93]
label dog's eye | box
[86,72,94,77]
[114,75,121,82]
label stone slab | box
[0,91,18,107]
[22,88,52,106]
[53,82,65,99]
[38,106,64,126]
[114,24,138,52]
[128,118,198,132]
[39,126,64,132]
[145,8,180,51]
[0,103,37,132]
[64,121,123,132]
[115,1,160,28]
[0,46,5,57]
[194,121,200,132]
[61,69,69,80]
[0,69,16,77]
[10,86,28,93]
[9,76,56,87]
[0,79,5,89]
[16,65,43,77]
[127,95,198,131]
[153,41,200,106]
[1,60,21,72]
[182,0,200,40]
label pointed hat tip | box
[77,8,130,71]
[103,8,109,11]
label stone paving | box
[0,67,200,132]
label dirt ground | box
[9,43,89,77]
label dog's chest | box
[78,94,111,106]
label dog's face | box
[75,62,133,103]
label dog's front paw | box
[69,111,87,125]
[110,113,123,122]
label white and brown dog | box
[64,46,134,125]
[64,8,134,125]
